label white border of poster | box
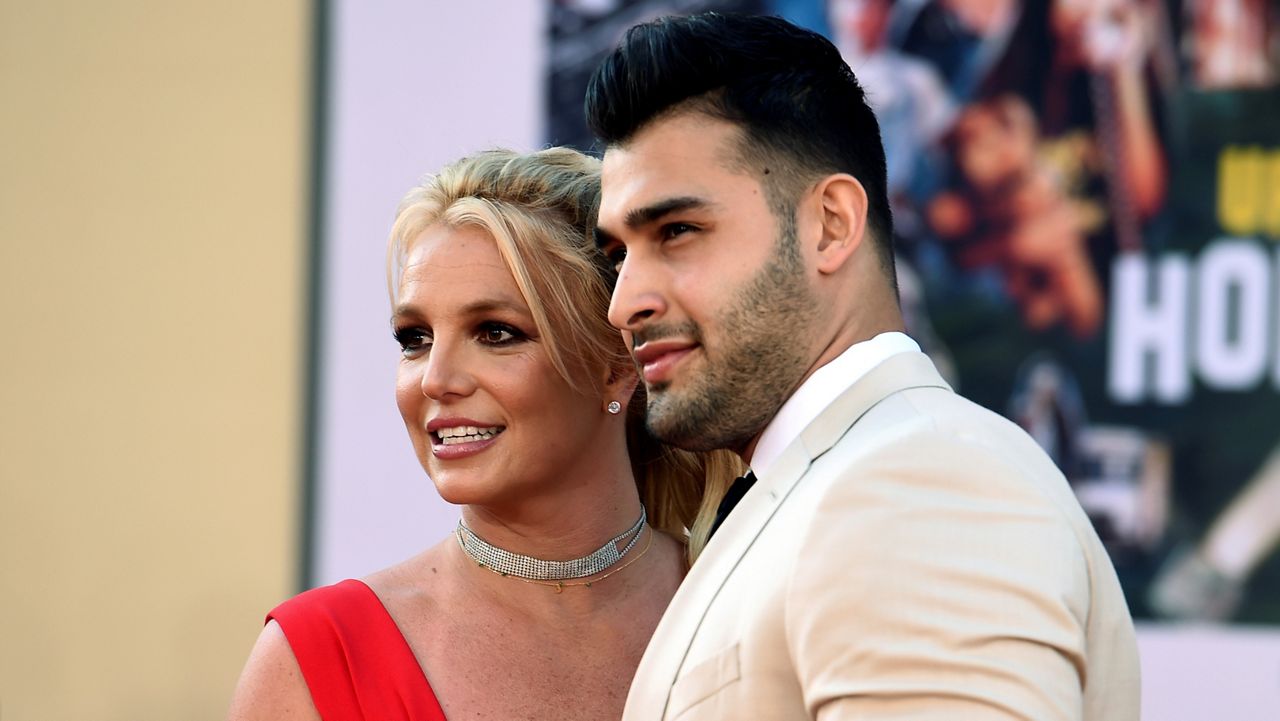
[314,3,1280,718]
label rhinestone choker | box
[455,507,647,581]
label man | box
[587,13,1139,721]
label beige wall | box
[0,2,309,719]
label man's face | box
[597,113,820,454]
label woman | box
[227,147,741,720]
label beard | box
[641,216,820,453]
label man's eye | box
[607,246,627,271]
[662,222,695,240]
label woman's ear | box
[603,363,640,412]
[812,173,868,275]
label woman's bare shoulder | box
[225,620,321,721]
[362,540,455,606]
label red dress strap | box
[267,579,447,721]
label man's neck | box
[744,330,920,475]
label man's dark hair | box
[585,12,895,276]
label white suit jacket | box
[623,352,1140,720]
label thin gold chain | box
[471,527,654,593]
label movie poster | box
[547,0,766,150]
[548,0,1280,625]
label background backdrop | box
[1,1,309,719]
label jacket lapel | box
[626,440,812,719]
[627,351,951,719]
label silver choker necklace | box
[455,507,647,581]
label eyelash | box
[661,222,696,240]
[606,223,698,271]
[477,322,524,346]
[606,246,627,272]
[391,322,526,358]
[393,327,431,357]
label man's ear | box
[812,173,868,275]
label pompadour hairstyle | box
[585,12,896,274]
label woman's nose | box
[419,339,475,400]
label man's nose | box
[608,254,668,332]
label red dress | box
[267,579,448,721]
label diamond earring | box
[607,400,622,415]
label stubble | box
[644,214,819,453]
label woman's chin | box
[430,478,502,508]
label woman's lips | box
[426,418,504,460]
[430,432,500,460]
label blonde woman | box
[227,148,741,720]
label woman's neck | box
[457,462,646,561]
[443,522,684,622]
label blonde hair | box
[388,147,742,563]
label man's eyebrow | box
[624,196,710,228]
[595,196,713,249]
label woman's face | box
[393,223,609,508]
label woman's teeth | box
[436,426,503,445]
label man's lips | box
[633,340,698,384]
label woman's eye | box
[393,328,431,357]
[478,323,522,345]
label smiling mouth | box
[432,426,505,445]
[633,343,699,386]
